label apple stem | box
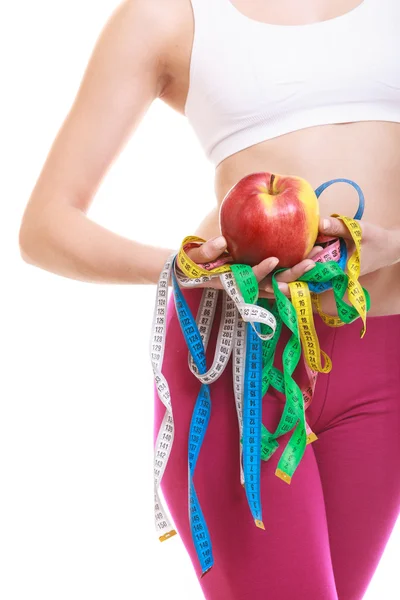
[269,174,275,195]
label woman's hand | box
[319,217,400,276]
[185,235,279,297]
[184,235,322,299]
[257,245,323,299]
[182,218,400,301]
[258,217,400,298]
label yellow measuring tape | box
[288,215,366,374]
[311,215,367,336]
[177,236,232,278]
[289,280,333,374]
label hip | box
[153,284,400,497]
[156,284,400,415]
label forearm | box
[394,229,400,264]
[19,204,176,285]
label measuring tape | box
[149,178,370,576]
[308,178,364,294]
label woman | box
[19,0,400,598]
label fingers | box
[258,274,287,296]
[260,258,315,296]
[204,255,280,296]
[275,258,316,286]
[258,290,276,300]
[252,257,280,281]
[307,245,323,259]
[319,216,360,240]
[186,235,227,264]
[188,240,327,299]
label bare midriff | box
[192,121,400,317]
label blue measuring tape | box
[171,259,266,574]
[243,320,264,529]
[171,257,214,575]
[308,178,365,293]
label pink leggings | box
[154,286,400,600]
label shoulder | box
[119,0,191,43]
[90,0,192,99]
[119,0,193,87]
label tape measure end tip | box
[159,530,177,542]
[275,469,292,485]
[255,519,265,530]
[200,566,213,579]
[307,433,318,444]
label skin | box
[19,0,400,317]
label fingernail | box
[304,263,315,273]
[323,218,330,230]
[211,236,226,250]
[277,282,288,291]
[270,257,279,269]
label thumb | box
[319,216,353,240]
[186,235,228,264]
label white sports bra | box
[184,0,400,167]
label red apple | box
[219,172,320,268]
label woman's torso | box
[161,0,400,316]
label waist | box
[214,121,400,231]
[197,121,400,315]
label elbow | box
[18,216,32,262]
[19,224,35,265]
[18,213,45,265]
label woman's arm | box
[19,0,178,285]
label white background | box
[1,1,399,598]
